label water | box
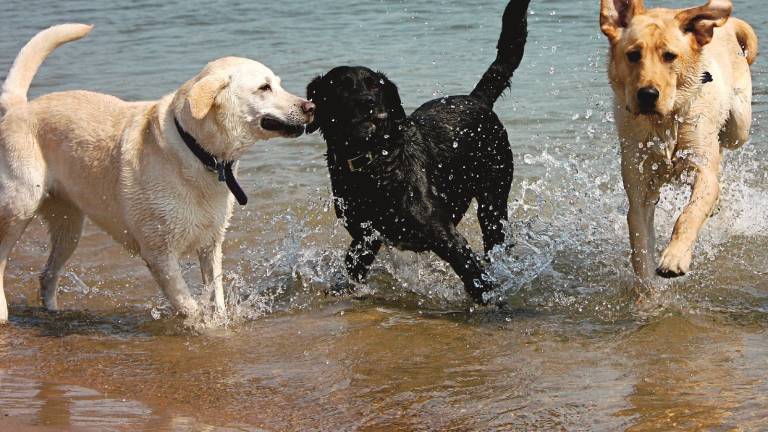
[1,0,767,430]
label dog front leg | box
[621,139,662,290]
[143,252,199,318]
[199,241,226,315]
[345,237,382,283]
[658,163,720,277]
[427,224,496,304]
[622,157,661,287]
[627,199,657,283]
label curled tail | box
[470,0,530,107]
[731,18,758,65]
[0,23,93,114]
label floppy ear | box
[306,75,325,134]
[378,73,406,122]
[677,0,732,46]
[600,0,645,43]
[187,74,230,120]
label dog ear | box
[187,74,230,120]
[378,73,406,122]
[677,0,732,47]
[600,0,645,43]
[306,75,325,134]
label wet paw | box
[325,279,361,297]
[656,243,692,278]
[467,278,501,306]
[177,299,201,319]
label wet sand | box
[1,286,767,430]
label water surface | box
[0,0,766,430]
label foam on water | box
[207,120,767,328]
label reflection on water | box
[0,0,766,429]
[0,306,766,430]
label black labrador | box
[306,0,530,304]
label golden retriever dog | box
[0,24,315,322]
[599,0,757,288]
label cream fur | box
[0,24,314,322]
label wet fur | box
[0,24,313,322]
[600,0,757,286]
[307,1,529,303]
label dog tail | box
[469,0,530,107]
[731,18,758,65]
[0,23,93,114]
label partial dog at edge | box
[0,24,315,323]
[599,0,757,288]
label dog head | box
[306,66,406,151]
[174,57,315,159]
[600,0,732,117]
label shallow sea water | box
[0,0,767,430]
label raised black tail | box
[469,0,530,107]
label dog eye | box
[626,51,641,63]
[662,52,678,63]
[364,77,379,91]
[259,84,272,92]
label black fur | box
[307,0,529,304]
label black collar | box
[173,117,248,205]
[331,123,408,173]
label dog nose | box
[301,101,315,115]
[363,95,376,107]
[637,87,660,108]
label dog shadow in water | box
[6,305,193,337]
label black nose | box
[637,87,660,109]
[362,95,375,107]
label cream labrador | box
[600,0,757,287]
[0,24,315,322]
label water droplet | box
[452,141,459,148]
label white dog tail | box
[0,23,93,114]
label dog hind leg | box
[39,199,84,311]
[478,183,511,254]
[720,93,752,150]
[0,146,45,322]
[0,216,33,323]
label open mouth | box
[353,111,388,128]
[630,105,662,117]
[261,116,305,137]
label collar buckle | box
[174,117,248,205]
[215,161,227,182]
[347,152,374,172]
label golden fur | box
[600,0,757,286]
